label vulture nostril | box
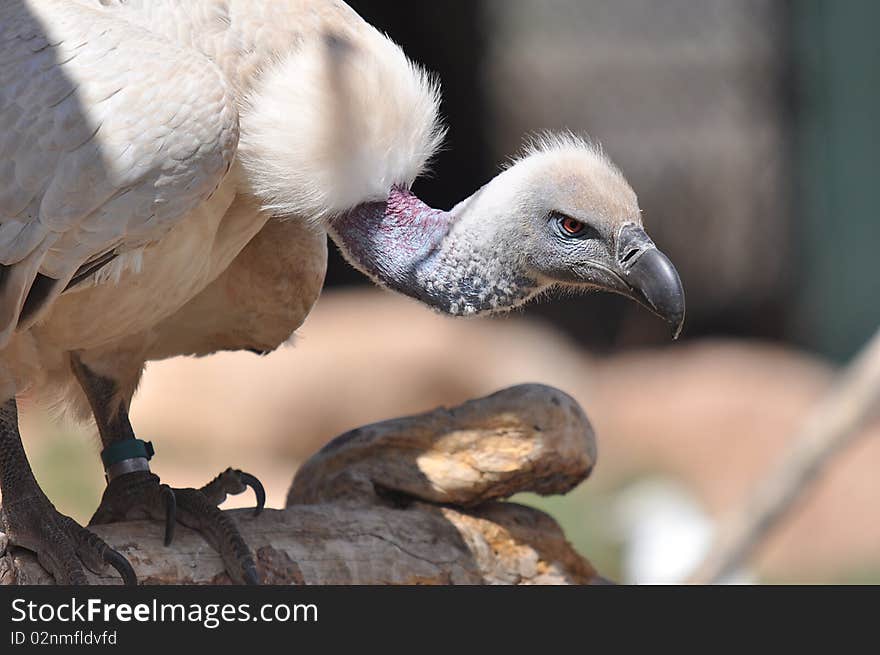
[621,248,641,265]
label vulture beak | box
[615,223,686,339]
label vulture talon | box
[200,468,266,516]
[0,397,137,585]
[238,471,266,517]
[172,486,260,585]
[90,468,260,585]
[243,562,260,586]
[104,547,138,586]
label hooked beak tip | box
[671,313,685,340]
[616,225,686,340]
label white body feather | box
[239,22,445,221]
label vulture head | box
[241,30,685,336]
[329,134,685,337]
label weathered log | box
[288,383,596,507]
[1,384,602,585]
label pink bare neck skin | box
[329,186,450,283]
[329,186,538,315]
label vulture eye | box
[561,217,585,235]
[553,213,599,239]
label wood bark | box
[1,384,604,585]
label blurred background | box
[18,0,880,583]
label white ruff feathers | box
[239,26,445,222]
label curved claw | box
[243,562,261,585]
[160,484,176,547]
[104,548,137,586]
[238,471,266,517]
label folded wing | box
[0,0,238,345]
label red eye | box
[561,216,585,235]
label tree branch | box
[689,328,880,584]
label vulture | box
[0,0,685,585]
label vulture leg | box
[0,397,135,585]
[70,356,263,585]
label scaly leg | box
[0,397,135,584]
[71,355,263,585]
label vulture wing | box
[0,0,238,345]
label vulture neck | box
[330,187,538,316]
